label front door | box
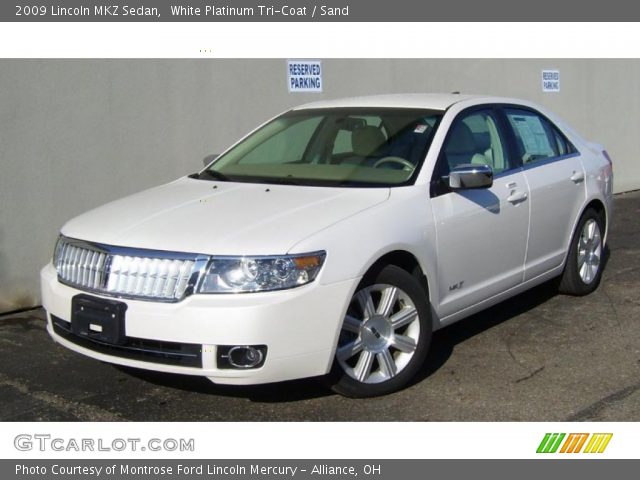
[431,108,530,319]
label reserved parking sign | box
[542,69,560,92]
[287,60,322,92]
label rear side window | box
[505,108,576,165]
[553,128,571,156]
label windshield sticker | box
[414,124,428,134]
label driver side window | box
[439,109,511,177]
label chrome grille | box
[54,237,204,302]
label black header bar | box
[5,0,640,22]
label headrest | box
[352,126,386,157]
[445,122,476,154]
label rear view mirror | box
[334,117,367,131]
[202,154,219,167]
[449,164,493,190]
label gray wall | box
[1,59,638,312]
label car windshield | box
[199,108,443,187]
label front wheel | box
[558,208,605,296]
[327,265,432,398]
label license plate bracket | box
[71,294,127,345]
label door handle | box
[507,190,528,204]
[570,171,585,183]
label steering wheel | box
[372,156,415,172]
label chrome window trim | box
[489,152,580,179]
[520,151,581,171]
[493,167,522,180]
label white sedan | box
[41,94,614,397]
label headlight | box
[199,252,326,293]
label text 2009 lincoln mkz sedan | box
[41,94,613,397]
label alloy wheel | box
[578,218,602,284]
[337,283,420,384]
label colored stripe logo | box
[537,433,612,453]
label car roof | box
[292,93,486,111]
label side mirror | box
[449,164,493,190]
[202,154,219,167]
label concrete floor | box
[1,191,639,421]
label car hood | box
[61,177,390,255]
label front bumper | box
[41,263,358,385]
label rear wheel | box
[558,208,605,296]
[327,265,432,398]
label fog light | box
[217,345,267,369]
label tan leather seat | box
[352,126,386,157]
[469,117,505,172]
[444,122,478,167]
[341,126,387,165]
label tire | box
[558,208,605,296]
[326,265,432,398]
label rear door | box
[502,107,586,280]
[431,107,529,319]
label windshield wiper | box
[192,171,305,186]
[195,170,231,182]
[336,179,388,188]
[260,176,303,186]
